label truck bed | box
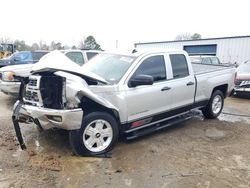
[192,63,233,75]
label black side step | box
[125,113,192,140]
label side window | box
[65,52,85,66]
[86,52,98,60]
[32,52,48,62]
[133,55,166,82]
[170,54,189,78]
[210,57,220,64]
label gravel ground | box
[0,93,250,188]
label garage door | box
[183,44,217,56]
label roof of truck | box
[131,48,186,56]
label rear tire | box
[69,112,119,156]
[202,90,224,119]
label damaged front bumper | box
[12,100,83,150]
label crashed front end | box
[11,50,115,150]
[12,72,85,149]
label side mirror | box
[129,74,154,88]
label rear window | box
[170,54,189,78]
[32,52,48,61]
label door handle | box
[186,82,194,86]
[161,86,171,91]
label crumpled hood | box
[32,50,108,84]
[0,63,34,77]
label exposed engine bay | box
[23,70,116,112]
[40,74,65,109]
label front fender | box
[54,71,119,112]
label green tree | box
[84,36,102,50]
[175,33,202,41]
[0,37,13,44]
[49,41,57,50]
[175,33,192,40]
[39,40,49,50]
[191,33,202,40]
[31,43,39,50]
[55,42,63,50]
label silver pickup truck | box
[12,49,236,156]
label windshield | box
[82,54,135,84]
[237,62,250,74]
[13,51,32,61]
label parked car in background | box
[62,49,100,66]
[0,50,101,95]
[233,60,250,94]
[0,51,48,68]
[190,55,221,65]
[12,49,235,156]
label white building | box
[134,36,250,64]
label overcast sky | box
[1,0,249,51]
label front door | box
[124,54,172,123]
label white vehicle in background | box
[12,49,236,156]
[190,55,221,65]
[0,50,100,95]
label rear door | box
[165,53,196,109]
[124,54,173,122]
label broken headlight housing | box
[2,71,17,82]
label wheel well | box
[81,97,120,124]
[212,84,228,98]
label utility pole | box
[116,40,118,49]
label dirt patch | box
[1,93,250,187]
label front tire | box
[202,90,224,119]
[69,112,119,156]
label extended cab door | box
[124,54,173,122]
[165,53,196,109]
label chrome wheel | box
[212,95,222,114]
[83,119,113,153]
